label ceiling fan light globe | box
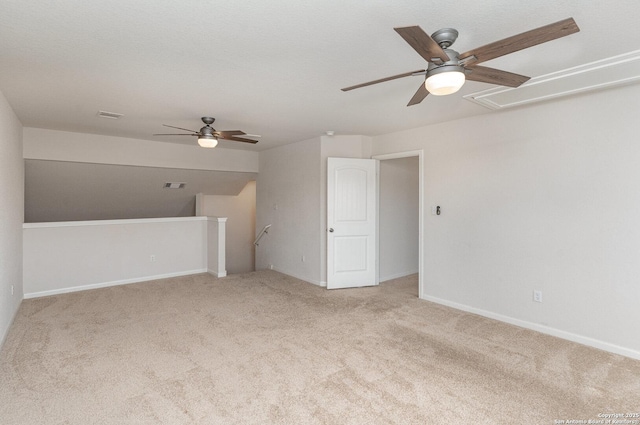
[425,70,465,96]
[198,137,218,148]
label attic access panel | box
[464,50,640,109]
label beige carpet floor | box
[1,271,639,424]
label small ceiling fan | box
[154,117,259,148]
[342,17,579,106]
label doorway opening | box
[373,150,424,298]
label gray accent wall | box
[25,160,257,222]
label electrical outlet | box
[150,255,156,262]
[533,290,543,303]
[301,255,305,262]
[11,285,14,296]
[269,264,274,270]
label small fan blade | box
[225,136,259,144]
[459,18,579,64]
[394,26,450,63]
[407,82,429,106]
[216,130,246,138]
[162,124,199,132]
[342,70,425,91]
[153,133,198,136]
[465,65,530,88]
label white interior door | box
[327,157,377,289]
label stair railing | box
[254,224,271,246]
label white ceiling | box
[2,1,640,151]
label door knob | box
[329,228,334,232]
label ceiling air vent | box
[163,182,186,189]
[97,110,124,119]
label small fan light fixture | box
[198,134,218,148]
[425,66,466,96]
[154,117,259,147]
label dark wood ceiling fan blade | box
[162,124,199,132]
[394,26,450,63]
[153,133,198,136]
[459,17,579,64]
[216,130,246,138]
[342,70,425,91]
[465,65,530,88]
[407,82,429,106]
[225,136,259,144]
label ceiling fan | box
[342,17,579,106]
[154,117,259,148]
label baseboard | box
[23,269,208,299]
[379,270,419,283]
[422,295,640,360]
[207,269,227,278]
[270,267,326,287]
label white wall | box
[202,181,256,274]
[256,135,373,285]
[379,156,419,282]
[23,217,208,298]
[372,84,640,359]
[23,127,259,173]
[256,138,322,284]
[0,90,23,347]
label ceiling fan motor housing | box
[200,126,214,137]
[199,117,216,138]
[427,49,464,76]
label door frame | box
[372,150,424,299]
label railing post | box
[207,217,227,277]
